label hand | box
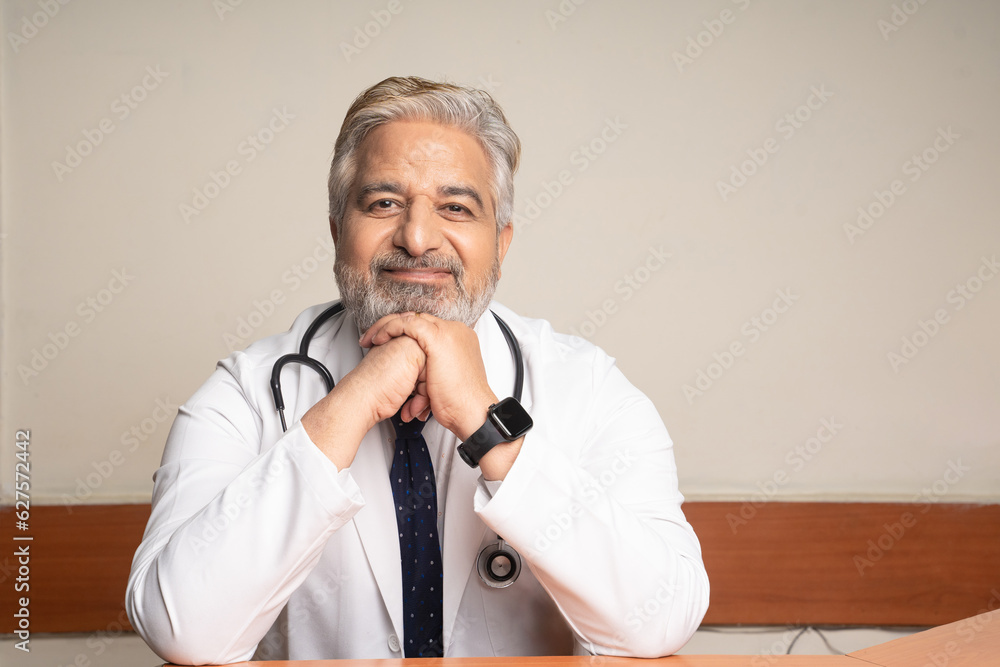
[301,335,426,469]
[360,312,496,441]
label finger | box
[401,394,430,423]
[369,312,439,349]
[359,312,409,348]
[411,389,430,415]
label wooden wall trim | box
[2,502,998,633]
[686,501,1000,625]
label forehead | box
[353,120,493,190]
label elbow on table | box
[594,569,710,658]
[125,579,256,666]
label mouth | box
[381,267,454,283]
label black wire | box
[785,627,810,654]
[813,627,846,655]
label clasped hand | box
[302,312,518,477]
[358,312,497,442]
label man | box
[126,77,709,665]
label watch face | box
[490,397,533,439]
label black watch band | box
[458,397,533,468]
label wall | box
[1,0,998,506]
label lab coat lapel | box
[349,426,404,643]
[442,305,532,645]
[318,308,404,643]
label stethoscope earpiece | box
[477,537,520,588]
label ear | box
[329,216,339,248]
[496,223,513,278]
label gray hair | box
[328,76,521,234]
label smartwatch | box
[458,397,533,468]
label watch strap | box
[457,416,506,468]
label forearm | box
[126,425,365,665]
[301,374,377,470]
[476,434,709,657]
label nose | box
[392,197,443,256]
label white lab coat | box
[126,301,709,665]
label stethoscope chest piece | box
[477,537,520,588]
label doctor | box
[126,76,709,665]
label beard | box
[334,249,500,334]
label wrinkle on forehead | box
[352,120,494,210]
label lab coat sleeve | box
[125,353,366,666]
[474,350,709,658]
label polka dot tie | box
[389,411,443,657]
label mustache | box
[370,251,465,280]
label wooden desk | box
[170,608,1000,667]
[196,656,860,666]
[849,607,1000,666]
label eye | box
[366,198,401,216]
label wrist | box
[457,396,533,472]
[301,379,373,468]
[478,436,524,481]
[455,390,499,441]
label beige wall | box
[1,0,997,505]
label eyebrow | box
[355,181,404,206]
[439,185,485,212]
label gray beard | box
[334,249,500,334]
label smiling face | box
[333,120,513,333]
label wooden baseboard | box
[2,502,998,633]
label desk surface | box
[170,608,1000,667]
[848,607,999,666]
[213,657,860,666]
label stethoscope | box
[269,300,523,588]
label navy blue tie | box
[389,411,443,657]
